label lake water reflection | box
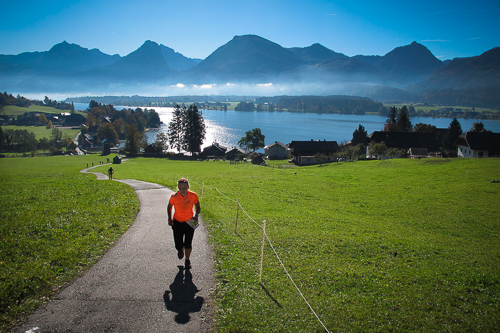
[145,107,500,152]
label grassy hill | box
[2,105,87,117]
[1,156,499,332]
[1,125,80,141]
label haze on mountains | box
[1,34,499,107]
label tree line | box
[254,95,383,114]
[336,105,493,161]
[0,126,76,156]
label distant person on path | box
[167,178,201,269]
[108,166,114,180]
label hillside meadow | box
[2,125,80,141]
[2,105,87,117]
[1,156,500,332]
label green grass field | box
[0,156,139,332]
[388,103,499,115]
[1,156,499,332]
[2,125,80,141]
[97,157,500,332]
[2,105,87,117]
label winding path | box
[14,166,215,332]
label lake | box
[146,107,500,152]
[74,103,500,152]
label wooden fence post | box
[234,199,240,233]
[259,220,266,284]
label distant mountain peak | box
[374,41,443,81]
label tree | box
[38,137,51,153]
[112,119,127,140]
[396,106,412,132]
[386,147,404,159]
[146,110,161,128]
[235,101,255,111]
[338,143,365,161]
[413,123,437,134]
[441,118,463,153]
[38,113,47,125]
[470,122,488,133]
[125,124,143,156]
[155,132,169,152]
[369,142,388,160]
[314,152,327,166]
[86,113,95,128]
[182,105,206,155]
[168,105,185,153]
[352,124,368,146]
[0,126,4,153]
[96,123,118,144]
[238,128,265,153]
[384,106,398,131]
[51,127,63,148]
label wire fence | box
[175,173,331,333]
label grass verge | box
[0,156,139,332]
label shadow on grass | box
[260,283,282,308]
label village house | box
[408,148,429,159]
[201,142,227,157]
[264,141,289,159]
[289,140,338,166]
[62,113,86,127]
[455,132,500,158]
[225,146,245,160]
[367,131,442,159]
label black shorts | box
[172,219,195,250]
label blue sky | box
[2,0,499,61]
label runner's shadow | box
[163,266,204,324]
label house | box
[455,132,500,158]
[143,143,163,155]
[225,146,245,160]
[264,141,289,159]
[289,140,338,166]
[62,113,86,127]
[367,131,441,159]
[80,133,93,150]
[409,148,429,159]
[251,153,266,165]
[201,142,227,157]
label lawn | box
[2,125,80,141]
[2,105,87,117]
[1,156,499,332]
[95,157,500,332]
[0,156,139,332]
[388,103,499,115]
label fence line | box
[171,173,330,333]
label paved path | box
[14,167,214,333]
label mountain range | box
[1,35,499,106]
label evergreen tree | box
[396,106,412,132]
[182,105,206,155]
[125,123,143,156]
[384,106,398,131]
[168,105,185,153]
[442,118,463,153]
[352,124,368,146]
